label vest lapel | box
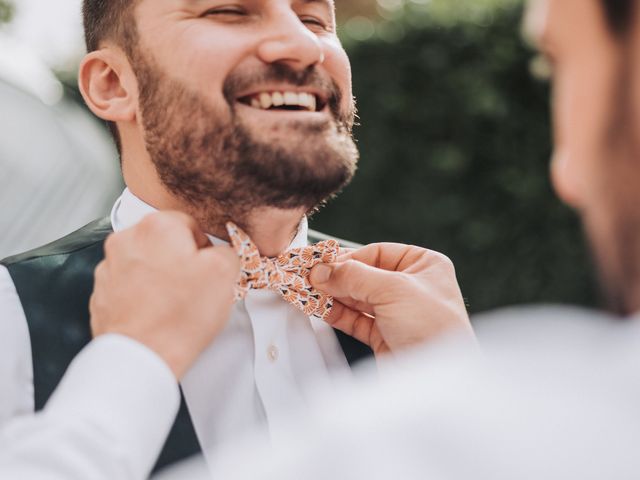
[333,328,373,366]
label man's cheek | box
[323,39,352,86]
[632,73,640,142]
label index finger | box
[151,211,211,249]
[336,243,432,273]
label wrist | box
[93,330,191,380]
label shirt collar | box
[110,187,309,250]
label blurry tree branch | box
[0,0,13,24]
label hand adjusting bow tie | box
[226,222,339,320]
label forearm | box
[0,335,180,480]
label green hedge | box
[310,4,599,313]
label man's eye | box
[300,16,329,31]
[203,7,246,17]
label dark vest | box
[1,218,371,472]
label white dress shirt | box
[0,188,350,473]
[0,335,179,480]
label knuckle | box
[140,212,196,245]
[331,260,358,285]
[139,212,170,233]
[199,253,218,272]
[103,233,118,257]
[213,249,241,277]
[340,259,360,276]
[429,250,455,269]
[168,211,194,226]
[160,211,194,230]
[340,260,375,294]
[397,272,417,289]
[88,293,102,323]
[93,261,108,284]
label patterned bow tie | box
[226,222,339,320]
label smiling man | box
[0,0,368,472]
[85,0,358,250]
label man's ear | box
[78,48,137,124]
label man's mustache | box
[223,64,345,123]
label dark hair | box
[601,0,635,35]
[82,0,138,53]
[82,0,139,154]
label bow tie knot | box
[227,222,339,319]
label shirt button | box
[267,344,279,363]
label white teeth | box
[298,92,309,108]
[259,92,272,109]
[247,91,319,111]
[283,92,298,105]
[299,92,316,111]
[272,92,284,106]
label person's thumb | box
[310,260,394,305]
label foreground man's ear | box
[78,48,137,124]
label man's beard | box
[133,50,358,231]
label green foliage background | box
[310,3,599,313]
[0,0,13,24]
[0,0,597,313]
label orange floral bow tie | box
[226,222,339,320]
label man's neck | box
[243,207,307,257]
[122,154,306,256]
[194,204,306,257]
[126,186,305,257]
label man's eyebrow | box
[183,0,335,11]
[296,0,335,11]
[181,0,214,6]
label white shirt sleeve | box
[0,334,180,480]
[0,265,34,425]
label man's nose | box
[256,11,324,69]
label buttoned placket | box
[244,289,304,435]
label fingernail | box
[312,264,332,284]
